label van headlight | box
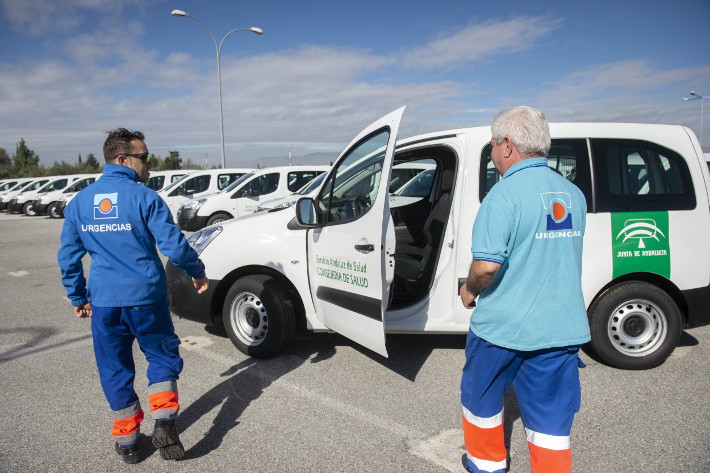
[188,225,222,255]
[184,198,207,210]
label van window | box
[479,139,592,208]
[147,176,165,191]
[318,129,389,224]
[170,175,210,196]
[218,173,245,190]
[287,171,324,192]
[64,177,95,193]
[591,139,695,212]
[235,173,279,198]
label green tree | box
[163,151,182,170]
[85,153,101,172]
[0,147,11,178]
[13,138,40,176]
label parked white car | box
[167,108,710,370]
[145,170,191,192]
[255,172,327,213]
[3,177,51,213]
[15,175,86,216]
[158,168,252,220]
[32,174,99,217]
[177,165,330,231]
[0,178,34,207]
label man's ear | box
[503,137,514,158]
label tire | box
[207,213,232,226]
[23,202,36,216]
[222,275,296,358]
[48,202,61,219]
[588,281,682,370]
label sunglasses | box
[116,152,151,164]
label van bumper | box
[166,260,216,325]
[33,200,49,215]
[177,208,209,232]
[683,284,710,328]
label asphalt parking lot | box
[0,213,708,472]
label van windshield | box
[161,174,191,193]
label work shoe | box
[115,441,142,464]
[152,419,184,460]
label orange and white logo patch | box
[93,193,118,219]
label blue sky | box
[1,0,708,168]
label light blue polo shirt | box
[470,158,591,351]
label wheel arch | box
[589,272,688,326]
[210,265,306,329]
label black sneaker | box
[115,441,142,464]
[152,419,184,460]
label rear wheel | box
[207,213,232,226]
[588,281,682,370]
[222,275,296,358]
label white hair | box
[491,106,551,158]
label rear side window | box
[146,176,165,191]
[218,173,244,190]
[479,139,592,208]
[591,139,695,212]
[287,171,324,192]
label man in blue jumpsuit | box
[459,107,590,473]
[58,128,209,464]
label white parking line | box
[8,270,29,277]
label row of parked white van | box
[0,165,334,225]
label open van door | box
[303,107,404,357]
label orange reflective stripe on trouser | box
[527,428,572,473]
[462,407,507,472]
[148,380,179,419]
[112,402,144,445]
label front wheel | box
[222,275,296,358]
[23,202,36,216]
[588,281,683,370]
[207,213,231,227]
[48,202,62,219]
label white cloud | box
[398,16,563,70]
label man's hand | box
[459,284,477,309]
[192,276,209,294]
[73,303,92,318]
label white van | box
[0,178,37,211]
[157,168,252,220]
[5,177,53,213]
[32,174,99,217]
[15,175,85,216]
[177,165,330,231]
[145,170,191,192]
[255,172,328,213]
[166,108,710,370]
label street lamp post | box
[683,91,705,148]
[171,9,263,168]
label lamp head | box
[250,27,264,35]
[171,9,188,17]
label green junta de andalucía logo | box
[611,211,670,278]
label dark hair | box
[103,128,145,163]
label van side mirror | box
[295,197,318,226]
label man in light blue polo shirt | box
[459,106,590,473]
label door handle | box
[354,244,374,251]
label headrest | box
[441,169,454,192]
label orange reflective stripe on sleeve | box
[528,442,572,473]
[148,390,179,413]
[112,410,144,438]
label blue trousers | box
[91,297,183,412]
[461,330,584,473]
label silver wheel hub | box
[607,298,667,357]
[229,291,268,346]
